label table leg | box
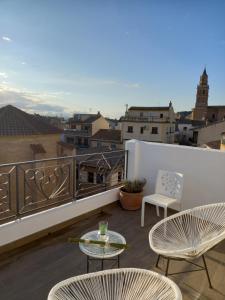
[87,256,89,273]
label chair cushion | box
[143,194,178,208]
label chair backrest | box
[149,202,225,259]
[48,268,182,300]
[155,170,184,201]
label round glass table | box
[79,230,126,273]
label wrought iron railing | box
[0,150,127,224]
[120,116,170,122]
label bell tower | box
[192,68,209,120]
[195,68,209,108]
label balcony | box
[1,141,225,299]
[120,115,171,123]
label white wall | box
[197,120,225,145]
[0,188,119,247]
[126,140,225,210]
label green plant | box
[121,179,146,193]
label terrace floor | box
[0,202,225,300]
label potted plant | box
[119,179,146,210]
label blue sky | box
[0,0,225,118]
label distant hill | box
[176,111,192,119]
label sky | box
[0,0,225,118]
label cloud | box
[0,72,8,79]
[2,36,12,42]
[0,84,72,117]
[21,62,27,65]
[48,75,141,89]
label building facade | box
[193,119,225,148]
[192,69,225,122]
[64,112,109,148]
[0,105,63,164]
[91,129,123,150]
[120,102,175,144]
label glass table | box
[79,230,126,273]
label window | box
[66,137,74,144]
[127,126,133,133]
[88,172,94,183]
[140,112,143,117]
[96,174,103,184]
[84,138,89,146]
[118,171,122,182]
[151,127,158,134]
[160,113,163,118]
[183,126,187,131]
[97,141,102,147]
[111,143,116,150]
[78,137,82,145]
[140,127,144,134]
[212,114,215,119]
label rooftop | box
[0,105,63,136]
[70,113,102,124]
[129,106,170,111]
[91,129,122,142]
[0,203,224,300]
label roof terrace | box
[0,141,225,299]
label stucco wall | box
[126,140,225,210]
[0,134,61,164]
[121,121,174,143]
[0,188,119,247]
[197,121,225,145]
[92,116,109,135]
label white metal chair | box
[141,170,184,227]
[48,268,182,300]
[149,203,225,288]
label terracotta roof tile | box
[91,129,121,142]
[0,105,63,136]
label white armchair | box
[141,170,184,227]
[48,268,182,300]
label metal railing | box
[0,150,127,224]
[120,116,170,122]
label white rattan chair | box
[141,170,184,227]
[149,203,225,288]
[48,268,182,300]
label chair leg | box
[165,258,170,276]
[141,200,145,227]
[155,255,161,268]
[202,255,213,289]
[156,206,160,217]
[164,207,167,218]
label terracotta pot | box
[119,190,143,210]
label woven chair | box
[48,268,182,300]
[149,203,225,288]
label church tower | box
[195,68,209,108]
[192,68,209,120]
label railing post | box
[15,164,20,219]
[125,150,128,180]
[72,157,76,200]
